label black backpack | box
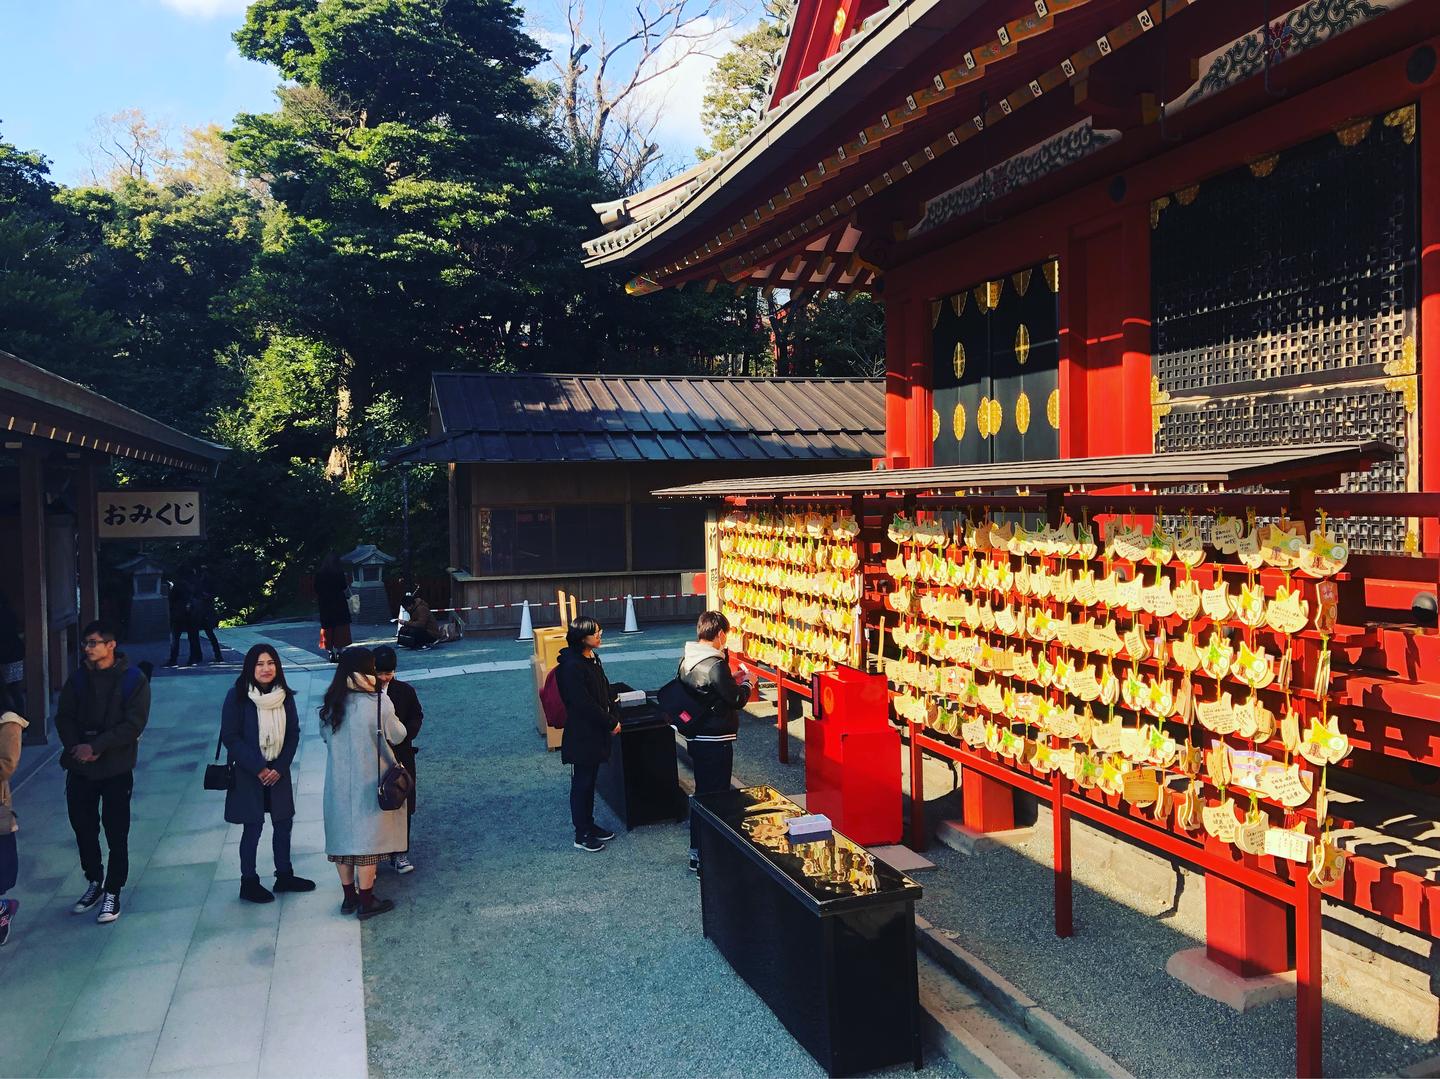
[656,659,721,737]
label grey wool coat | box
[320,687,409,857]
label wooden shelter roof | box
[0,349,228,473]
[388,372,886,465]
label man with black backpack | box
[55,620,151,925]
[677,611,752,875]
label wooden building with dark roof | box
[389,371,885,630]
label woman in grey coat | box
[320,647,407,920]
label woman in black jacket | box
[556,617,620,853]
[221,644,315,903]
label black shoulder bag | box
[376,691,413,811]
[203,732,233,791]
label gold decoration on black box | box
[1150,375,1172,434]
[1248,154,1279,178]
[1012,268,1033,297]
[1046,388,1061,430]
[977,395,993,439]
[953,402,967,441]
[1384,336,1417,413]
[1042,258,1060,293]
[1384,104,1416,145]
[1150,196,1171,229]
[931,300,942,328]
[974,280,1002,312]
[1175,184,1199,206]
[951,292,966,318]
[1016,391,1031,434]
[988,397,1003,435]
[932,408,940,441]
[1015,323,1031,365]
[1334,117,1372,147]
[953,341,967,378]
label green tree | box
[0,133,127,377]
[698,1,791,158]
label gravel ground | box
[360,625,962,1078]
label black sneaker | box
[96,891,121,924]
[573,836,606,853]
[688,851,701,874]
[341,892,359,915]
[72,881,103,914]
[590,828,617,843]
[0,898,18,945]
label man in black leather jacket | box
[679,610,753,874]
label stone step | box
[918,952,1077,1078]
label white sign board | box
[99,490,204,540]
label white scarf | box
[249,684,288,762]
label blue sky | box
[0,0,742,188]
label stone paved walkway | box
[2,627,364,1079]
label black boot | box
[273,871,316,893]
[239,875,275,903]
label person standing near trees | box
[166,574,202,668]
[374,645,421,874]
[221,644,315,903]
[55,620,150,925]
[556,618,620,853]
[192,566,224,664]
[315,552,352,663]
[320,646,407,919]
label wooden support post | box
[75,458,99,625]
[963,770,1015,832]
[20,448,49,745]
[1420,82,1440,554]
[908,720,926,851]
[775,683,789,765]
[1205,870,1291,978]
[1294,871,1323,1078]
[1053,775,1073,938]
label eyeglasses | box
[81,639,112,649]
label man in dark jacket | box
[556,617,620,853]
[679,610,753,874]
[55,620,151,924]
[165,575,201,667]
[374,645,422,873]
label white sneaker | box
[393,854,415,874]
[96,892,121,925]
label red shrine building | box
[585,1,1440,1075]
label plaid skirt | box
[327,853,387,867]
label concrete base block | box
[1166,946,1296,1012]
[935,819,1034,856]
[871,844,935,873]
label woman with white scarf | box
[221,644,315,903]
[319,646,408,920]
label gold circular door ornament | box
[989,398,1003,435]
[1046,388,1061,430]
[932,408,940,442]
[977,396,993,439]
[1015,324,1031,365]
[953,342,966,379]
[953,402,966,441]
[1015,392,1031,434]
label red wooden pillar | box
[1052,774,1073,937]
[1204,873,1292,977]
[905,298,932,468]
[884,294,912,462]
[1294,869,1323,1079]
[1120,206,1155,455]
[907,719,926,850]
[1420,82,1440,552]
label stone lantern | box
[117,554,169,640]
[341,544,397,625]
